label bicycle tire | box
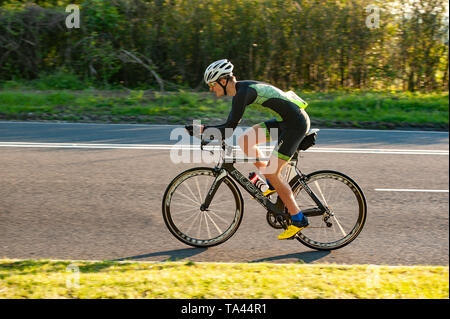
[162,167,244,248]
[289,170,367,251]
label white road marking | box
[1,121,448,134]
[0,142,448,155]
[306,148,448,155]
[375,189,449,193]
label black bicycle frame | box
[200,158,328,219]
[290,169,329,217]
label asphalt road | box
[0,121,448,265]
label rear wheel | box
[289,170,367,250]
[162,167,244,247]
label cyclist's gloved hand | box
[185,124,204,137]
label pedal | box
[263,189,277,197]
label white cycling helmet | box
[204,59,234,84]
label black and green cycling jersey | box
[205,80,310,161]
[206,80,307,138]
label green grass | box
[0,259,448,299]
[0,89,448,129]
[304,90,449,126]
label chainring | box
[266,211,290,229]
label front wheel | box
[290,170,367,250]
[162,167,244,247]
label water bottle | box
[249,172,269,193]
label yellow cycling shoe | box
[277,216,309,240]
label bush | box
[31,70,86,90]
[1,80,26,89]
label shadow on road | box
[250,250,330,264]
[112,249,330,264]
[111,248,207,262]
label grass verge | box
[0,89,448,130]
[0,259,448,299]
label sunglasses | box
[208,82,217,88]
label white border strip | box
[0,142,448,155]
[375,188,449,193]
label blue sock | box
[265,178,274,189]
[291,211,304,222]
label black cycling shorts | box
[258,108,310,161]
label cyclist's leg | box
[261,112,310,215]
[238,119,279,170]
[260,154,300,215]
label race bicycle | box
[162,128,367,251]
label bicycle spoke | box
[176,188,202,206]
[332,214,347,236]
[185,210,202,234]
[204,213,212,238]
[314,180,329,207]
[207,209,232,225]
[182,180,200,204]
[180,208,203,225]
[194,176,203,203]
[292,172,366,250]
[204,211,223,235]
[197,212,203,238]
[172,201,200,209]
[208,202,233,212]
[163,168,244,247]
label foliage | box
[31,69,86,89]
[0,0,448,91]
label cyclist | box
[187,59,310,240]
